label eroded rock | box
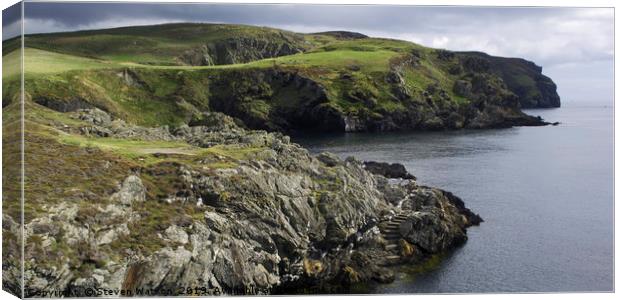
[364,161,416,180]
[19,111,482,296]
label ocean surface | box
[294,106,613,293]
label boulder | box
[164,225,189,245]
[363,161,416,180]
[399,212,462,253]
[110,175,146,206]
[72,108,112,126]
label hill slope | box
[5,23,559,112]
[3,23,559,135]
[4,23,308,66]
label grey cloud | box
[4,2,614,102]
[18,4,612,65]
[2,2,21,40]
[2,2,20,27]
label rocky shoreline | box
[21,42,560,137]
[2,22,565,297]
[9,108,482,296]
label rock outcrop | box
[177,35,306,66]
[202,67,550,134]
[30,64,552,135]
[457,51,561,108]
[11,108,482,297]
[363,161,416,180]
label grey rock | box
[18,108,482,295]
[110,175,146,206]
[72,108,112,126]
[364,161,416,180]
[164,225,189,245]
[316,152,341,167]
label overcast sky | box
[2,3,614,104]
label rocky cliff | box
[21,62,552,136]
[9,23,560,111]
[177,35,306,66]
[458,52,561,108]
[3,102,481,296]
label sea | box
[295,105,614,293]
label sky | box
[2,2,614,104]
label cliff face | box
[458,52,561,108]
[20,62,551,137]
[177,35,306,66]
[22,65,549,136]
[206,67,548,133]
[4,104,481,296]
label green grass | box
[2,47,21,80]
[20,48,123,77]
[20,68,197,127]
[7,45,397,76]
[23,101,269,167]
[3,47,253,79]
[252,49,396,73]
[60,134,202,155]
[17,23,309,66]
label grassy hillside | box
[3,23,557,133]
[6,23,309,66]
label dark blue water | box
[295,106,613,293]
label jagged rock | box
[110,175,146,206]
[97,224,130,246]
[440,190,483,226]
[72,108,112,126]
[17,106,482,296]
[177,36,306,66]
[364,161,416,180]
[436,49,455,61]
[395,186,482,254]
[110,124,177,141]
[344,115,366,132]
[398,212,461,253]
[317,152,341,167]
[187,111,239,129]
[34,96,93,112]
[457,52,560,108]
[374,176,410,206]
[385,70,404,85]
[126,247,193,291]
[164,225,189,244]
[117,69,148,88]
